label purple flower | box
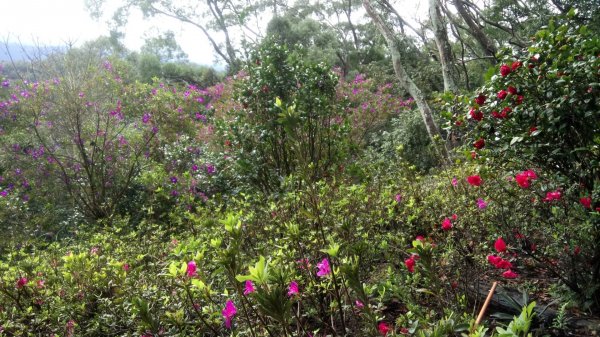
[243,280,255,295]
[287,281,299,296]
[142,113,151,124]
[477,198,487,209]
[170,176,178,184]
[191,164,199,172]
[394,194,402,203]
[205,164,215,175]
[222,300,237,329]
[316,258,331,277]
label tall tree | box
[429,0,457,92]
[363,0,448,160]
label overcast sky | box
[0,0,428,66]
[0,0,218,65]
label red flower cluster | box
[507,86,518,95]
[500,64,511,77]
[469,108,484,121]
[543,190,562,202]
[475,94,486,106]
[515,169,537,188]
[488,255,513,269]
[466,175,482,186]
[404,254,418,273]
[497,89,508,100]
[473,138,485,149]
[494,237,507,253]
[441,217,453,230]
[580,196,592,209]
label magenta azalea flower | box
[477,198,487,209]
[222,300,237,329]
[186,261,197,277]
[316,258,331,277]
[243,280,255,295]
[287,281,299,296]
[441,217,452,230]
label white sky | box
[0,0,428,66]
[0,0,218,65]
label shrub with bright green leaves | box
[215,41,350,192]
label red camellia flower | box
[469,108,484,121]
[378,322,392,336]
[515,169,537,188]
[502,270,518,279]
[404,255,416,273]
[495,237,507,253]
[543,190,561,202]
[473,138,485,149]
[466,175,482,186]
[507,86,518,95]
[441,217,452,230]
[500,64,511,77]
[475,94,486,106]
[511,61,522,71]
[515,95,524,105]
[497,90,508,100]
[580,197,592,209]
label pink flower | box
[16,277,27,289]
[495,237,507,253]
[466,175,482,186]
[441,217,452,231]
[404,255,416,273]
[500,64,511,77]
[502,270,518,279]
[222,300,237,329]
[123,263,130,272]
[316,258,331,277]
[415,235,425,241]
[186,261,197,277]
[287,281,299,296]
[477,198,487,209]
[378,322,392,336]
[543,190,562,202]
[487,255,502,266]
[395,194,402,203]
[355,300,364,308]
[511,61,522,71]
[452,213,458,221]
[244,280,255,295]
[451,177,458,187]
[515,169,537,188]
[580,197,592,209]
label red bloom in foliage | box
[441,217,453,231]
[580,197,592,209]
[487,255,513,269]
[475,94,487,106]
[502,270,518,279]
[469,108,484,121]
[529,126,538,135]
[515,95,524,105]
[497,90,508,100]
[473,138,485,150]
[378,322,392,336]
[495,237,507,253]
[515,169,537,188]
[511,61,522,71]
[404,255,417,273]
[466,175,482,186]
[507,86,518,95]
[544,190,561,202]
[500,64,511,77]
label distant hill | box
[0,43,57,62]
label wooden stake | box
[474,281,498,328]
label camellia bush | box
[450,18,600,310]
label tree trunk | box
[454,0,497,63]
[362,0,448,160]
[429,0,458,93]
